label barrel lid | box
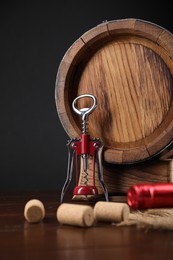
[55,18,173,165]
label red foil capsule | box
[127,183,173,209]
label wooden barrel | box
[55,18,173,165]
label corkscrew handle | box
[72,94,97,134]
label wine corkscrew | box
[60,94,109,203]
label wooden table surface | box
[1,190,173,260]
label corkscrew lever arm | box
[96,142,109,201]
[60,140,75,203]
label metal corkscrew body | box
[60,94,109,203]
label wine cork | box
[94,201,130,223]
[24,199,45,223]
[169,159,173,182]
[57,203,94,227]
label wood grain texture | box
[55,18,173,164]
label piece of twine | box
[117,208,173,231]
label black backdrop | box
[0,0,173,191]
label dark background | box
[0,0,173,191]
